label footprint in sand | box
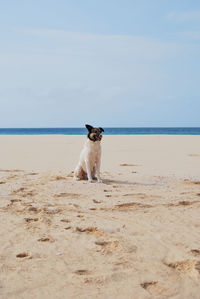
[16,252,29,258]
[179,200,199,206]
[7,175,19,180]
[141,281,167,296]
[10,199,22,203]
[0,169,23,173]
[123,193,147,199]
[72,203,80,208]
[95,240,120,254]
[42,207,62,215]
[95,240,119,247]
[120,163,141,167]
[77,214,84,218]
[12,187,26,194]
[74,269,90,275]
[12,188,36,198]
[28,206,40,213]
[93,199,102,204]
[54,193,82,199]
[60,219,71,223]
[64,226,71,230]
[25,217,39,223]
[141,281,157,290]
[51,176,67,181]
[84,277,103,284]
[37,237,54,242]
[167,200,199,207]
[190,249,200,257]
[195,261,200,274]
[76,227,105,236]
[114,260,133,269]
[114,202,152,211]
[165,259,199,274]
[184,180,200,185]
[27,172,38,176]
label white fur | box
[74,138,102,183]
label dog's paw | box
[74,176,80,181]
[97,179,102,183]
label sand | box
[0,135,200,298]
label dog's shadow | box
[102,178,156,187]
[69,172,157,187]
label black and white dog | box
[74,124,104,183]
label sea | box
[0,128,200,135]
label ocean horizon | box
[0,127,200,135]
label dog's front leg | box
[74,163,82,180]
[96,158,102,183]
[85,159,93,182]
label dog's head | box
[85,124,104,142]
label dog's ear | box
[85,124,93,132]
[99,127,104,132]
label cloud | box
[0,28,199,126]
[0,28,181,95]
[166,11,200,22]
[177,31,200,40]
[166,11,176,20]
[16,28,180,59]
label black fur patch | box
[85,124,104,142]
[85,124,93,132]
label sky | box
[0,0,200,127]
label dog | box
[74,124,104,183]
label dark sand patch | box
[76,227,105,236]
[115,202,152,210]
[120,163,141,167]
[54,193,82,199]
[165,259,197,273]
[16,252,29,258]
[190,249,200,257]
[167,200,199,207]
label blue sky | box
[0,0,200,127]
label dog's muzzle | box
[94,134,102,141]
[98,134,102,141]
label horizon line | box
[0,127,200,129]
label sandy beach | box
[0,135,200,298]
